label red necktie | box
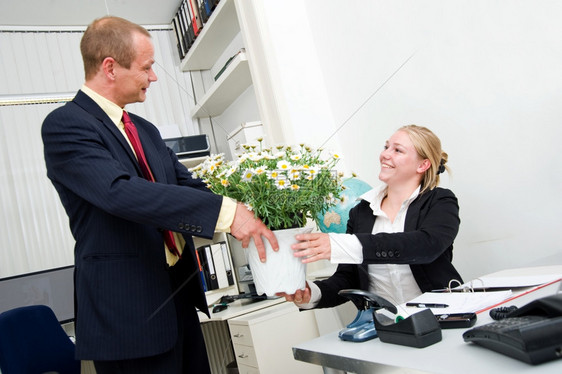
[122,111,181,259]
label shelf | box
[190,52,251,118]
[180,0,239,71]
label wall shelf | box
[180,0,239,71]
[190,52,251,118]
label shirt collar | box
[361,184,421,215]
[81,84,125,128]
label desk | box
[199,297,286,322]
[293,266,562,374]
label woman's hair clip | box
[437,158,446,175]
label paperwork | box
[399,290,513,315]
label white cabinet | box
[228,302,322,374]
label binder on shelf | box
[219,241,235,286]
[197,0,209,23]
[202,245,219,290]
[210,243,229,289]
[194,246,207,291]
[181,1,195,47]
[203,0,215,19]
[188,0,202,37]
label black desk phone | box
[463,293,562,365]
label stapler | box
[338,289,442,348]
[337,289,397,342]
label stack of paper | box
[399,290,513,315]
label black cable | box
[489,305,518,320]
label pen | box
[406,303,449,308]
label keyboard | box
[463,316,562,365]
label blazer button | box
[395,251,401,258]
[388,251,394,257]
[178,223,184,230]
[196,226,202,233]
[191,225,197,232]
[375,252,381,258]
[381,252,387,258]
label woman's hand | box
[292,232,331,263]
[276,283,312,305]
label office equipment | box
[188,0,202,36]
[337,289,391,342]
[435,312,477,329]
[0,266,74,323]
[202,245,219,290]
[164,134,210,159]
[374,308,442,348]
[0,305,80,374]
[210,243,229,289]
[463,293,562,365]
[336,289,442,347]
[220,241,235,286]
[406,302,449,308]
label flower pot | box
[246,227,312,296]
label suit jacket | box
[315,187,463,308]
[41,90,223,360]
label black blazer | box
[42,91,223,360]
[315,187,463,308]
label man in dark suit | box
[41,16,277,374]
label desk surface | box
[199,297,286,322]
[293,266,562,374]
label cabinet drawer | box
[237,363,260,374]
[232,343,258,368]
[229,324,253,346]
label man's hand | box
[230,203,279,262]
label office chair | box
[0,304,80,374]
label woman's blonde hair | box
[399,124,449,193]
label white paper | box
[398,290,513,316]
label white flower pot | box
[246,227,312,296]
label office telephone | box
[463,293,562,365]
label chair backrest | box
[0,304,80,374]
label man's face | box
[113,32,157,107]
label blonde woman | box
[281,125,462,308]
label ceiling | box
[0,0,182,27]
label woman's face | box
[378,130,426,186]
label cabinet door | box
[229,303,323,374]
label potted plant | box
[190,139,344,296]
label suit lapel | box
[73,91,143,176]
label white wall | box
[259,0,562,281]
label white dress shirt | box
[299,184,423,308]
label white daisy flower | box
[241,169,254,182]
[276,160,291,170]
[275,178,289,189]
